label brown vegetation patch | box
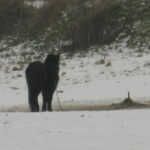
[54,100,150,111]
[1,98,150,112]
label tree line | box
[0,0,149,51]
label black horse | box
[25,54,60,112]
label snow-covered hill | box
[1,45,150,111]
[1,44,150,149]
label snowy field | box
[1,46,150,149]
[1,110,150,150]
[1,47,150,110]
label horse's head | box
[45,54,60,65]
[44,54,60,75]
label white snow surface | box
[1,48,150,108]
[1,47,150,149]
[1,110,150,150]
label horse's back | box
[25,61,47,90]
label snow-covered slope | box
[1,45,150,149]
[1,46,150,110]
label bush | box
[0,0,149,51]
[62,0,120,49]
[0,0,37,37]
[30,0,70,37]
[118,0,150,49]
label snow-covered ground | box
[1,45,150,149]
[1,47,150,110]
[1,110,150,150]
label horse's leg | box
[42,91,47,111]
[28,88,40,112]
[47,94,53,112]
[42,91,53,112]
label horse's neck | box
[46,65,59,78]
